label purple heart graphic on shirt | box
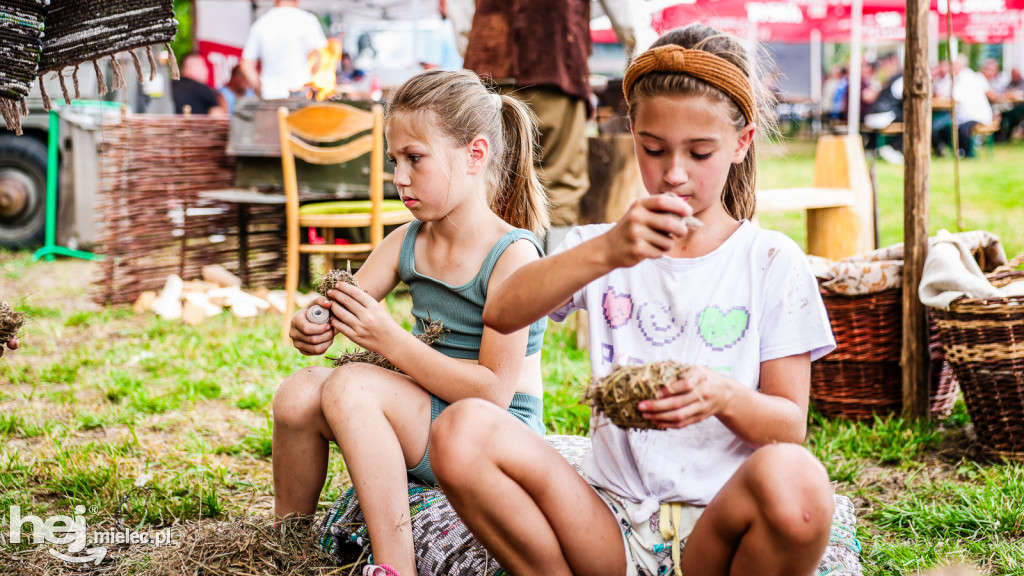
[602,288,633,329]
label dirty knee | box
[273,367,331,429]
[748,444,833,544]
[320,363,376,408]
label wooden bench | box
[972,120,1000,155]
[758,135,875,261]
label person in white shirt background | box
[933,54,993,158]
[239,0,328,99]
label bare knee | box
[745,444,833,545]
[273,366,332,430]
[320,363,380,410]
[430,398,504,488]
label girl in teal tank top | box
[274,69,551,576]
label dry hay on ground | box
[0,301,26,345]
[5,517,352,576]
[584,361,693,430]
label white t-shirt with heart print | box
[549,220,835,515]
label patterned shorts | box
[592,487,705,576]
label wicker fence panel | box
[93,114,285,306]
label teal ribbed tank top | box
[398,220,547,360]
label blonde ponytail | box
[491,94,550,237]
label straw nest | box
[307,266,362,325]
[0,301,26,346]
[584,361,693,430]
[316,267,360,297]
[330,318,446,372]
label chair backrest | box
[277,102,386,240]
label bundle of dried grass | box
[330,319,446,372]
[584,361,692,430]
[0,301,26,346]
[307,266,361,324]
[316,265,360,297]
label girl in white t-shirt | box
[429,24,837,576]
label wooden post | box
[902,0,932,418]
[806,135,875,260]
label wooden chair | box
[278,103,413,342]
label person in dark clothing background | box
[172,53,226,115]
[461,0,593,250]
[863,54,904,163]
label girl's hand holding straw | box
[288,295,335,355]
[638,365,732,429]
[326,281,403,355]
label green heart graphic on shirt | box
[698,307,750,351]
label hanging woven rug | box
[37,0,178,109]
[0,0,47,134]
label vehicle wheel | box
[0,135,49,248]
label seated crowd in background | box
[980,57,1024,143]
[932,55,995,158]
[824,54,1022,161]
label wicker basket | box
[811,286,959,421]
[933,253,1024,457]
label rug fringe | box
[146,45,158,82]
[58,70,72,105]
[0,99,24,135]
[130,49,144,83]
[166,43,180,80]
[93,60,107,95]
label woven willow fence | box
[93,115,286,306]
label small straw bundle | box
[315,265,360,297]
[306,265,360,324]
[330,318,446,372]
[584,361,693,430]
[0,301,26,346]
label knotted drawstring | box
[659,503,684,576]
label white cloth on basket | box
[919,230,1024,309]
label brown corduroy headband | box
[623,45,757,124]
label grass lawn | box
[757,138,1024,259]
[2,138,1024,574]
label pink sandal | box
[362,564,403,576]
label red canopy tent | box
[589,0,1024,130]
[646,0,1024,43]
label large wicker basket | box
[933,254,1024,456]
[811,286,959,421]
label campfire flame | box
[307,38,343,101]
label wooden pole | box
[902,0,932,418]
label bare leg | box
[272,366,336,517]
[320,363,432,576]
[681,443,833,576]
[430,399,627,576]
